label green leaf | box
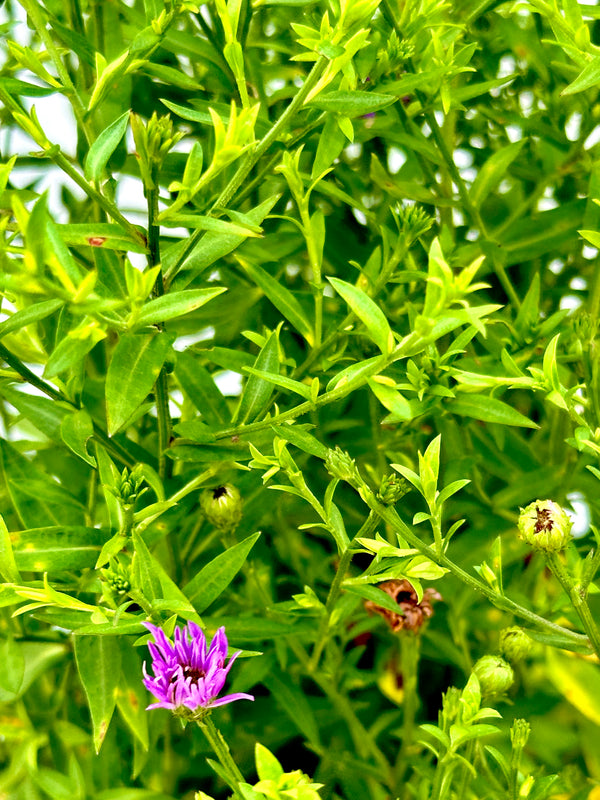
[271,424,328,459]
[562,55,600,95]
[0,385,70,441]
[240,260,313,343]
[0,299,63,340]
[183,532,261,612]
[269,672,321,746]
[255,743,284,782]
[12,526,107,571]
[84,110,130,183]
[175,352,229,424]
[162,214,262,237]
[58,223,147,253]
[0,440,85,528]
[0,513,21,583]
[308,90,396,117]
[0,77,57,96]
[60,409,96,466]
[135,287,226,328]
[74,635,121,753]
[105,332,173,435]
[132,530,200,620]
[447,395,538,428]
[243,367,311,400]
[368,379,414,421]
[116,644,149,750]
[0,642,66,703]
[328,277,393,354]
[470,141,524,208]
[343,583,404,615]
[0,637,25,695]
[235,330,279,424]
[45,321,107,378]
[166,195,280,287]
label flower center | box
[182,665,205,683]
[534,506,553,534]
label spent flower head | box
[142,621,253,720]
[364,579,441,634]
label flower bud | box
[499,627,532,664]
[510,718,531,750]
[116,464,146,507]
[472,655,514,699]
[200,484,243,530]
[325,446,359,485]
[517,499,573,553]
[100,559,131,597]
[377,473,410,505]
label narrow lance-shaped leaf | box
[134,287,226,328]
[447,395,538,428]
[234,330,280,424]
[184,532,261,612]
[328,277,393,354]
[240,260,313,343]
[84,115,130,181]
[74,635,121,753]
[105,332,173,435]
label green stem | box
[147,184,172,482]
[546,552,600,661]
[394,634,421,796]
[309,510,379,671]
[51,151,147,247]
[166,56,328,280]
[198,715,245,799]
[18,0,92,144]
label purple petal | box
[208,692,255,708]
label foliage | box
[2,0,600,799]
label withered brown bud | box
[364,579,442,633]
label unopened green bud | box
[325,446,359,485]
[510,718,531,750]
[499,627,532,664]
[440,686,461,728]
[101,559,131,597]
[472,655,514,699]
[377,473,409,505]
[200,484,243,530]
[518,499,573,553]
[116,464,146,507]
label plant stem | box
[546,552,600,661]
[147,184,172,482]
[394,634,421,796]
[18,0,92,144]
[309,510,379,671]
[51,152,147,246]
[198,715,245,798]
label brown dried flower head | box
[364,579,442,633]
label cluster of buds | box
[114,464,146,508]
[100,559,131,600]
[517,499,573,553]
[391,203,433,247]
[200,484,243,531]
[325,446,360,487]
[364,579,442,634]
[377,473,410,506]
[131,112,183,191]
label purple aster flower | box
[142,621,254,718]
